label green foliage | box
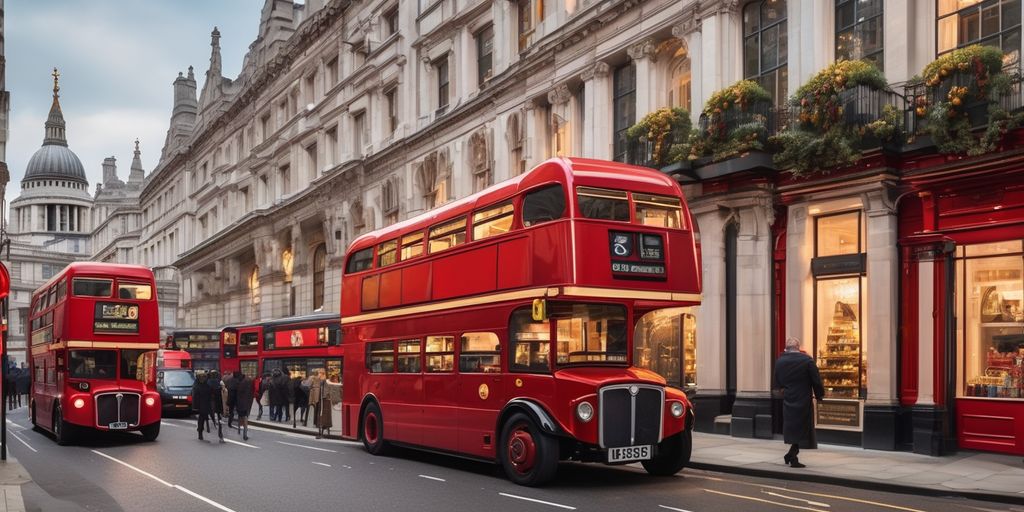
[625,107,694,166]
[692,80,772,162]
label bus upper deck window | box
[118,283,153,300]
[577,186,629,222]
[473,202,515,241]
[346,248,374,273]
[400,233,424,260]
[428,217,467,254]
[72,278,113,297]
[633,193,682,229]
[377,239,398,267]
[522,184,566,227]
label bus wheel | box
[641,429,692,476]
[53,407,73,446]
[499,412,559,486]
[361,401,388,455]
[141,422,160,442]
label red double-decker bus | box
[28,263,162,444]
[219,313,342,380]
[340,157,702,485]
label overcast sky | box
[4,0,263,208]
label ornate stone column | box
[627,39,657,117]
[547,84,572,156]
[579,61,610,159]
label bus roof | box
[34,262,155,296]
[347,157,682,253]
[222,312,340,331]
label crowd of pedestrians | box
[192,370,255,442]
[5,361,30,410]
[255,368,338,438]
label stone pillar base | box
[692,392,733,433]
[863,404,902,451]
[731,396,773,439]
[912,404,955,456]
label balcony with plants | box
[627,45,1024,183]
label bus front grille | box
[95,393,141,427]
[598,384,664,448]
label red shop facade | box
[899,145,1024,456]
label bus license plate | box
[108,422,128,430]
[608,445,651,463]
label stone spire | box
[128,138,144,184]
[43,67,68,146]
[101,156,119,186]
[162,67,198,158]
[208,27,222,79]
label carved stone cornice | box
[627,38,657,62]
[673,3,702,38]
[580,61,610,82]
[547,84,572,105]
[701,0,739,17]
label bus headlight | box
[73,398,86,409]
[144,397,156,407]
[670,401,684,418]
[576,401,594,423]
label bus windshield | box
[552,303,628,365]
[69,350,118,379]
[160,370,195,388]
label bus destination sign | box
[611,261,666,276]
[94,302,140,333]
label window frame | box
[72,278,113,298]
[476,25,494,87]
[742,0,789,103]
[936,0,1021,62]
[367,340,396,373]
[424,335,455,373]
[436,57,450,113]
[377,239,399,267]
[345,247,374,274]
[400,232,425,261]
[509,307,552,374]
[813,210,863,258]
[835,0,884,67]
[427,217,468,254]
[612,62,637,163]
[397,339,422,373]
[577,186,631,223]
[472,202,516,241]
[459,332,502,373]
[521,183,567,227]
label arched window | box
[350,199,366,236]
[742,0,788,104]
[382,178,399,225]
[312,243,327,311]
[667,41,691,112]
[248,266,261,305]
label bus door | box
[421,334,459,452]
[389,339,423,445]
[456,331,505,457]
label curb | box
[247,420,344,441]
[688,461,1024,506]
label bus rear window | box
[577,187,629,222]
[118,283,153,300]
[522,184,566,227]
[346,248,373,273]
[428,217,467,254]
[634,193,682,229]
[73,278,113,297]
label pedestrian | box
[284,371,295,423]
[192,372,213,442]
[773,337,824,469]
[207,371,225,442]
[292,375,308,427]
[6,361,18,410]
[269,368,287,422]
[307,369,325,438]
[16,363,30,408]
[256,372,270,420]
[229,371,254,441]
[224,371,238,429]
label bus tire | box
[641,428,692,477]
[361,401,388,455]
[141,422,160,442]
[499,412,559,486]
[53,407,73,446]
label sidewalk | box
[247,417,344,440]
[691,431,1024,504]
[0,453,31,512]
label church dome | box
[24,144,87,184]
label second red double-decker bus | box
[340,157,702,485]
[28,263,162,444]
[220,313,342,380]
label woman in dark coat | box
[192,373,212,441]
[291,376,308,426]
[229,372,255,440]
[268,369,287,421]
[773,338,824,468]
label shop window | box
[938,0,1021,64]
[522,184,566,227]
[378,239,398,267]
[425,335,455,372]
[634,307,697,389]
[367,341,395,373]
[460,332,501,373]
[743,0,788,104]
[510,308,551,373]
[472,203,515,241]
[815,211,861,257]
[815,276,866,399]
[401,233,424,260]
[397,340,421,373]
[577,187,629,222]
[958,240,1024,398]
[835,0,883,68]
[428,217,467,254]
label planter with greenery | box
[625,107,693,168]
[916,45,1022,156]
[771,60,899,175]
[691,80,772,162]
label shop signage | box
[815,399,861,429]
[94,302,140,333]
[812,254,866,277]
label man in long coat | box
[773,337,824,468]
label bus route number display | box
[94,302,140,333]
[610,232,666,277]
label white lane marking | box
[659,506,693,512]
[498,492,576,510]
[161,421,185,428]
[418,474,446,482]
[6,418,24,428]
[342,464,352,469]
[174,484,237,512]
[691,474,925,512]
[9,431,37,453]
[241,425,362,445]
[91,450,173,487]
[704,489,825,512]
[276,440,337,453]
[763,490,830,508]
[223,438,260,449]
[312,462,331,467]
